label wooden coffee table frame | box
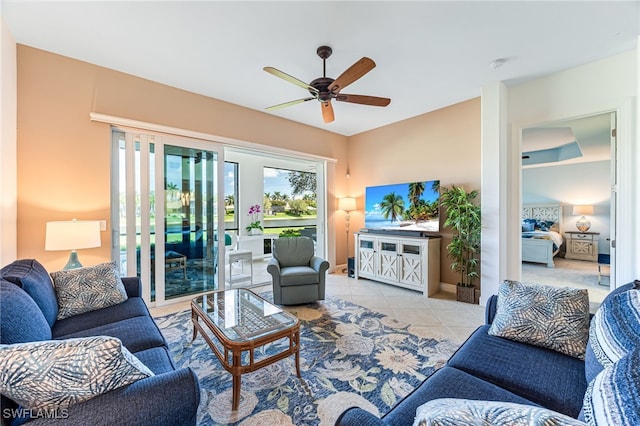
[191,290,301,410]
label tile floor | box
[150,270,486,345]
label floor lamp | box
[338,197,356,275]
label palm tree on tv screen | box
[407,181,427,221]
[380,192,405,223]
[408,181,425,206]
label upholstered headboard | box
[522,204,563,231]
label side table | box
[565,232,599,262]
[226,249,253,286]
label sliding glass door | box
[112,130,224,305]
[163,145,218,300]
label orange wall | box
[348,98,482,284]
[17,46,348,271]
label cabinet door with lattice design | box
[357,236,376,278]
[399,243,423,287]
[378,240,399,281]
[572,240,594,256]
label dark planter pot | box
[456,285,477,304]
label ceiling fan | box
[263,46,391,124]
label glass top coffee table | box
[191,288,301,410]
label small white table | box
[238,234,279,260]
[226,249,253,287]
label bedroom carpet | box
[154,294,459,426]
[522,257,610,309]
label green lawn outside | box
[121,212,316,250]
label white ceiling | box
[3,1,639,136]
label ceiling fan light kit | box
[264,46,391,123]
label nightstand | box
[565,232,599,262]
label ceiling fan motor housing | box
[310,77,335,101]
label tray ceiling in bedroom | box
[522,113,612,169]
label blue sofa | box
[0,259,200,426]
[336,281,639,425]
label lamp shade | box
[572,205,594,216]
[45,220,101,251]
[338,197,357,212]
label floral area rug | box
[154,295,459,426]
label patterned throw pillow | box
[588,289,640,369]
[534,220,555,231]
[488,280,590,359]
[582,350,640,426]
[0,336,154,410]
[50,261,128,320]
[413,398,587,426]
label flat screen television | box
[364,180,440,232]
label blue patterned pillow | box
[588,289,640,369]
[488,280,590,359]
[582,350,640,426]
[0,336,153,410]
[413,398,586,425]
[50,262,128,320]
[535,220,555,231]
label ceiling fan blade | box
[328,57,376,93]
[336,94,391,107]
[265,97,315,111]
[263,67,319,94]
[321,101,334,123]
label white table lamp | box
[45,219,101,269]
[572,205,594,232]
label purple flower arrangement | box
[246,204,263,232]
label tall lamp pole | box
[338,197,357,275]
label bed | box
[521,204,564,268]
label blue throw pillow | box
[583,349,640,425]
[1,259,58,327]
[521,220,535,232]
[0,279,52,343]
[588,289,640,371]
[522,218,537,232]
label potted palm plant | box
[439,185,481,303]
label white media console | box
[354,232,441,296]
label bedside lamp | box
[572,205,594,232]
[45,219,101,269]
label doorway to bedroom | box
[520,112,615,308]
